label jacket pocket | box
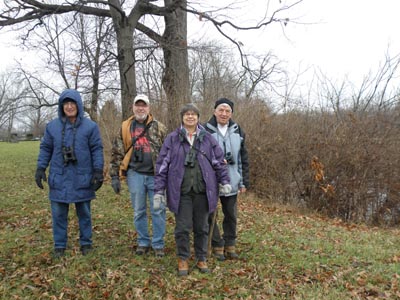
[48,171,63,189]
[75,168,92,189]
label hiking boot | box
[212,247,225,261]
[178,258,189,276]
[136,246,150,256]
[196,260,210,273]
[154,248,165,258]
[80,245,93,256]
[224,246,239,259]
[53,248,66,258]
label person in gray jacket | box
[206,98,249,260]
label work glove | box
[219,183,232,195]
[153,192,166,210]
[111,176,121,194]
[35,168,47,189]
[91,169,104,191]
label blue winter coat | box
[37,89,104,203]
[155,125,230,214]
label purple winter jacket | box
[155,125,230,214]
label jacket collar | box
[127,113,154,125]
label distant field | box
[0,141,399,299]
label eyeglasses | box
[63,101,76,107]
[183,112,198,117]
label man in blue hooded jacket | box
[35,89,104,258]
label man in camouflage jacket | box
[109,94,167,257]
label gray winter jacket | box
[205,116,249,196]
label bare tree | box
[189,40,285,111]
[189,41,238,103]
[14,72,56,137]
[68,14,118,120]
[0,0,301,128]
[18,13,119,121]
[0,71,30,141]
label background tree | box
[18,12,118,121]
[0,0,300,128]
[0,71,30,141]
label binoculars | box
[62,146,77,165]
[133,147,144,162]
[225,152,235,165]
[184,149,196,168]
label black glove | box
[35,168,47,189]
[111,176,121,194]
[91,169,104,191]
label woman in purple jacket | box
[154,103,231,276]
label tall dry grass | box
[97,97,400,225]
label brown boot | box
[212,247,225,261]
[178,258,189,276]
[224,246,239,259]
[196,260,210,273]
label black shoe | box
[80,245,93,256]
[136,246,150,255]
[53,248,66,258]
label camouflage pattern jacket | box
[109,114,167,178]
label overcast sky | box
[274,0,400,83]
[1,0,400,87]
[188,0,400,86]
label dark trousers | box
[209,194,237,247]
[175,191,209,261]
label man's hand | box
[35,168,47,189]
[91,169,104,191]
[111,176,121,194]
[219,183,232,195]
[153,193,166,210]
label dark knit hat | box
[180,103,200,120]
[214,98,234,112]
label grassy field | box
[0,141,399,299]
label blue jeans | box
[127,169,166,249]
[50,200,92,249]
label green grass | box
[1,141,399,299]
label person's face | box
[133,100,150,122]
[182,110,199,128]
[63,101,78,119]
[214,104,232,125]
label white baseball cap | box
[134,94,150,105]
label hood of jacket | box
[58,89,84,124]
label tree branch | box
[0,0,112,26]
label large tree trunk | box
[116,26,137,121]
[162,0,190,130]
[109,4,137,121]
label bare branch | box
[0,0,111,27]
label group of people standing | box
[35,89,249,276]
